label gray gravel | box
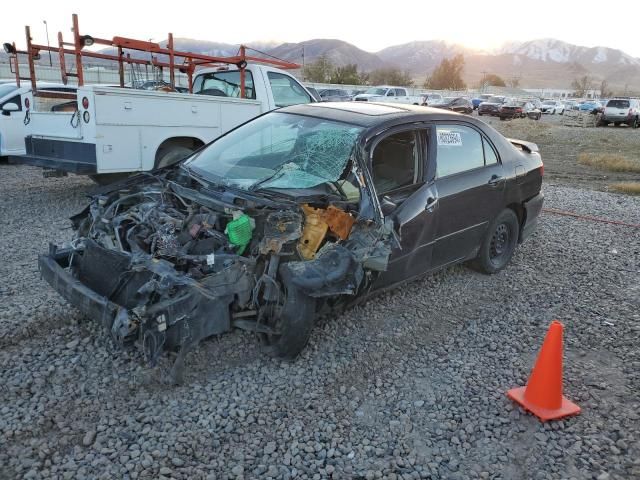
[1,163,639,479]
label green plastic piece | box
[225,214,253,254]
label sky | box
[3,0,639,57]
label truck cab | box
[352,86,421,105]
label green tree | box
[368,68,414,87]
[303,55,334,83]
[332,64,362,84]
[484,73,506,87]
[424,54,466,90]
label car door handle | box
[488,175,503,186]
[425,196,438,211]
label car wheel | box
[472,209,519,274]
[260,280,316,359]
[630,117,638,129]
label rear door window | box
[436,125,497,177]
[607,99,630,108]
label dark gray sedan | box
[39,102,543,379]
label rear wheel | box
[472,209,519,274]
[630,117,638,129]
[155,146,194,169]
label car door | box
[367,125,439,287]
[430,123,506,268]
[0,93,25,154]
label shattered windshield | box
[185,112,363,191]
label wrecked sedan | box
[39,102,543,375]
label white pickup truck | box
[0,82,76,159]
[352,86,423,105]
[11,64,315,183]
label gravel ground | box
[1,164,639,480]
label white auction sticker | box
[437,131,462,146]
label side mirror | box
[1,103,19,115]
[380,195,397,216]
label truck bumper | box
[10,137,97,174]
[520,193,544,242]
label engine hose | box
[543,208,640,229]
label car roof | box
[280,102,479,127]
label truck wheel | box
[471,209,519,274]
[89,173,131,185]
[156,146,194,169]
[260,281,316,359]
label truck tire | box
[471,209,519,274]
[261,281,316,359]
[156,146,194,169]
[89,173,132,185]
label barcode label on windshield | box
[437,131,462,146]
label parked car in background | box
[472,94,493,110]
[599,98,640,128]
[540,100,564,115]
[478,95,510,116]
[38,102,544,379]
[499,101,541,120]
[430,96,473,114]
[306,87,323,102]
[578,100,602,113]
[563,100,578,111]
[318,88,352,102]
[420,93,444,106]
[353,86,423,105]
[0,82,77,159]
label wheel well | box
[155,137,205,163]
[507,203,526,238]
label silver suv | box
[600,98,640,128]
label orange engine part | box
[298,204,355,260]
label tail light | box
[82,96,89,109]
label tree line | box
[304,54,624,96]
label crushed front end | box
[39,168,391,379]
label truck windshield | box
[365,88,387,95]
[0,84,18,99]
[185,112,363,191]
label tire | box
[630,117,638,129]
[261,282,316,359]
[155,146,194,169]
[89,173,132,185]
[472,209,519,274]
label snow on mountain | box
[498,38,640,66]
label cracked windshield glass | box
[185,112,363,190]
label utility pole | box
[301,46,305,81]
[43,20,52,66]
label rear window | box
[607,100,630,108]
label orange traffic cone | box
[507,320,581,421]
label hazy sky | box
[4,0,639,57]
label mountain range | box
[3,37,639,90]
[164,37,640,90]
